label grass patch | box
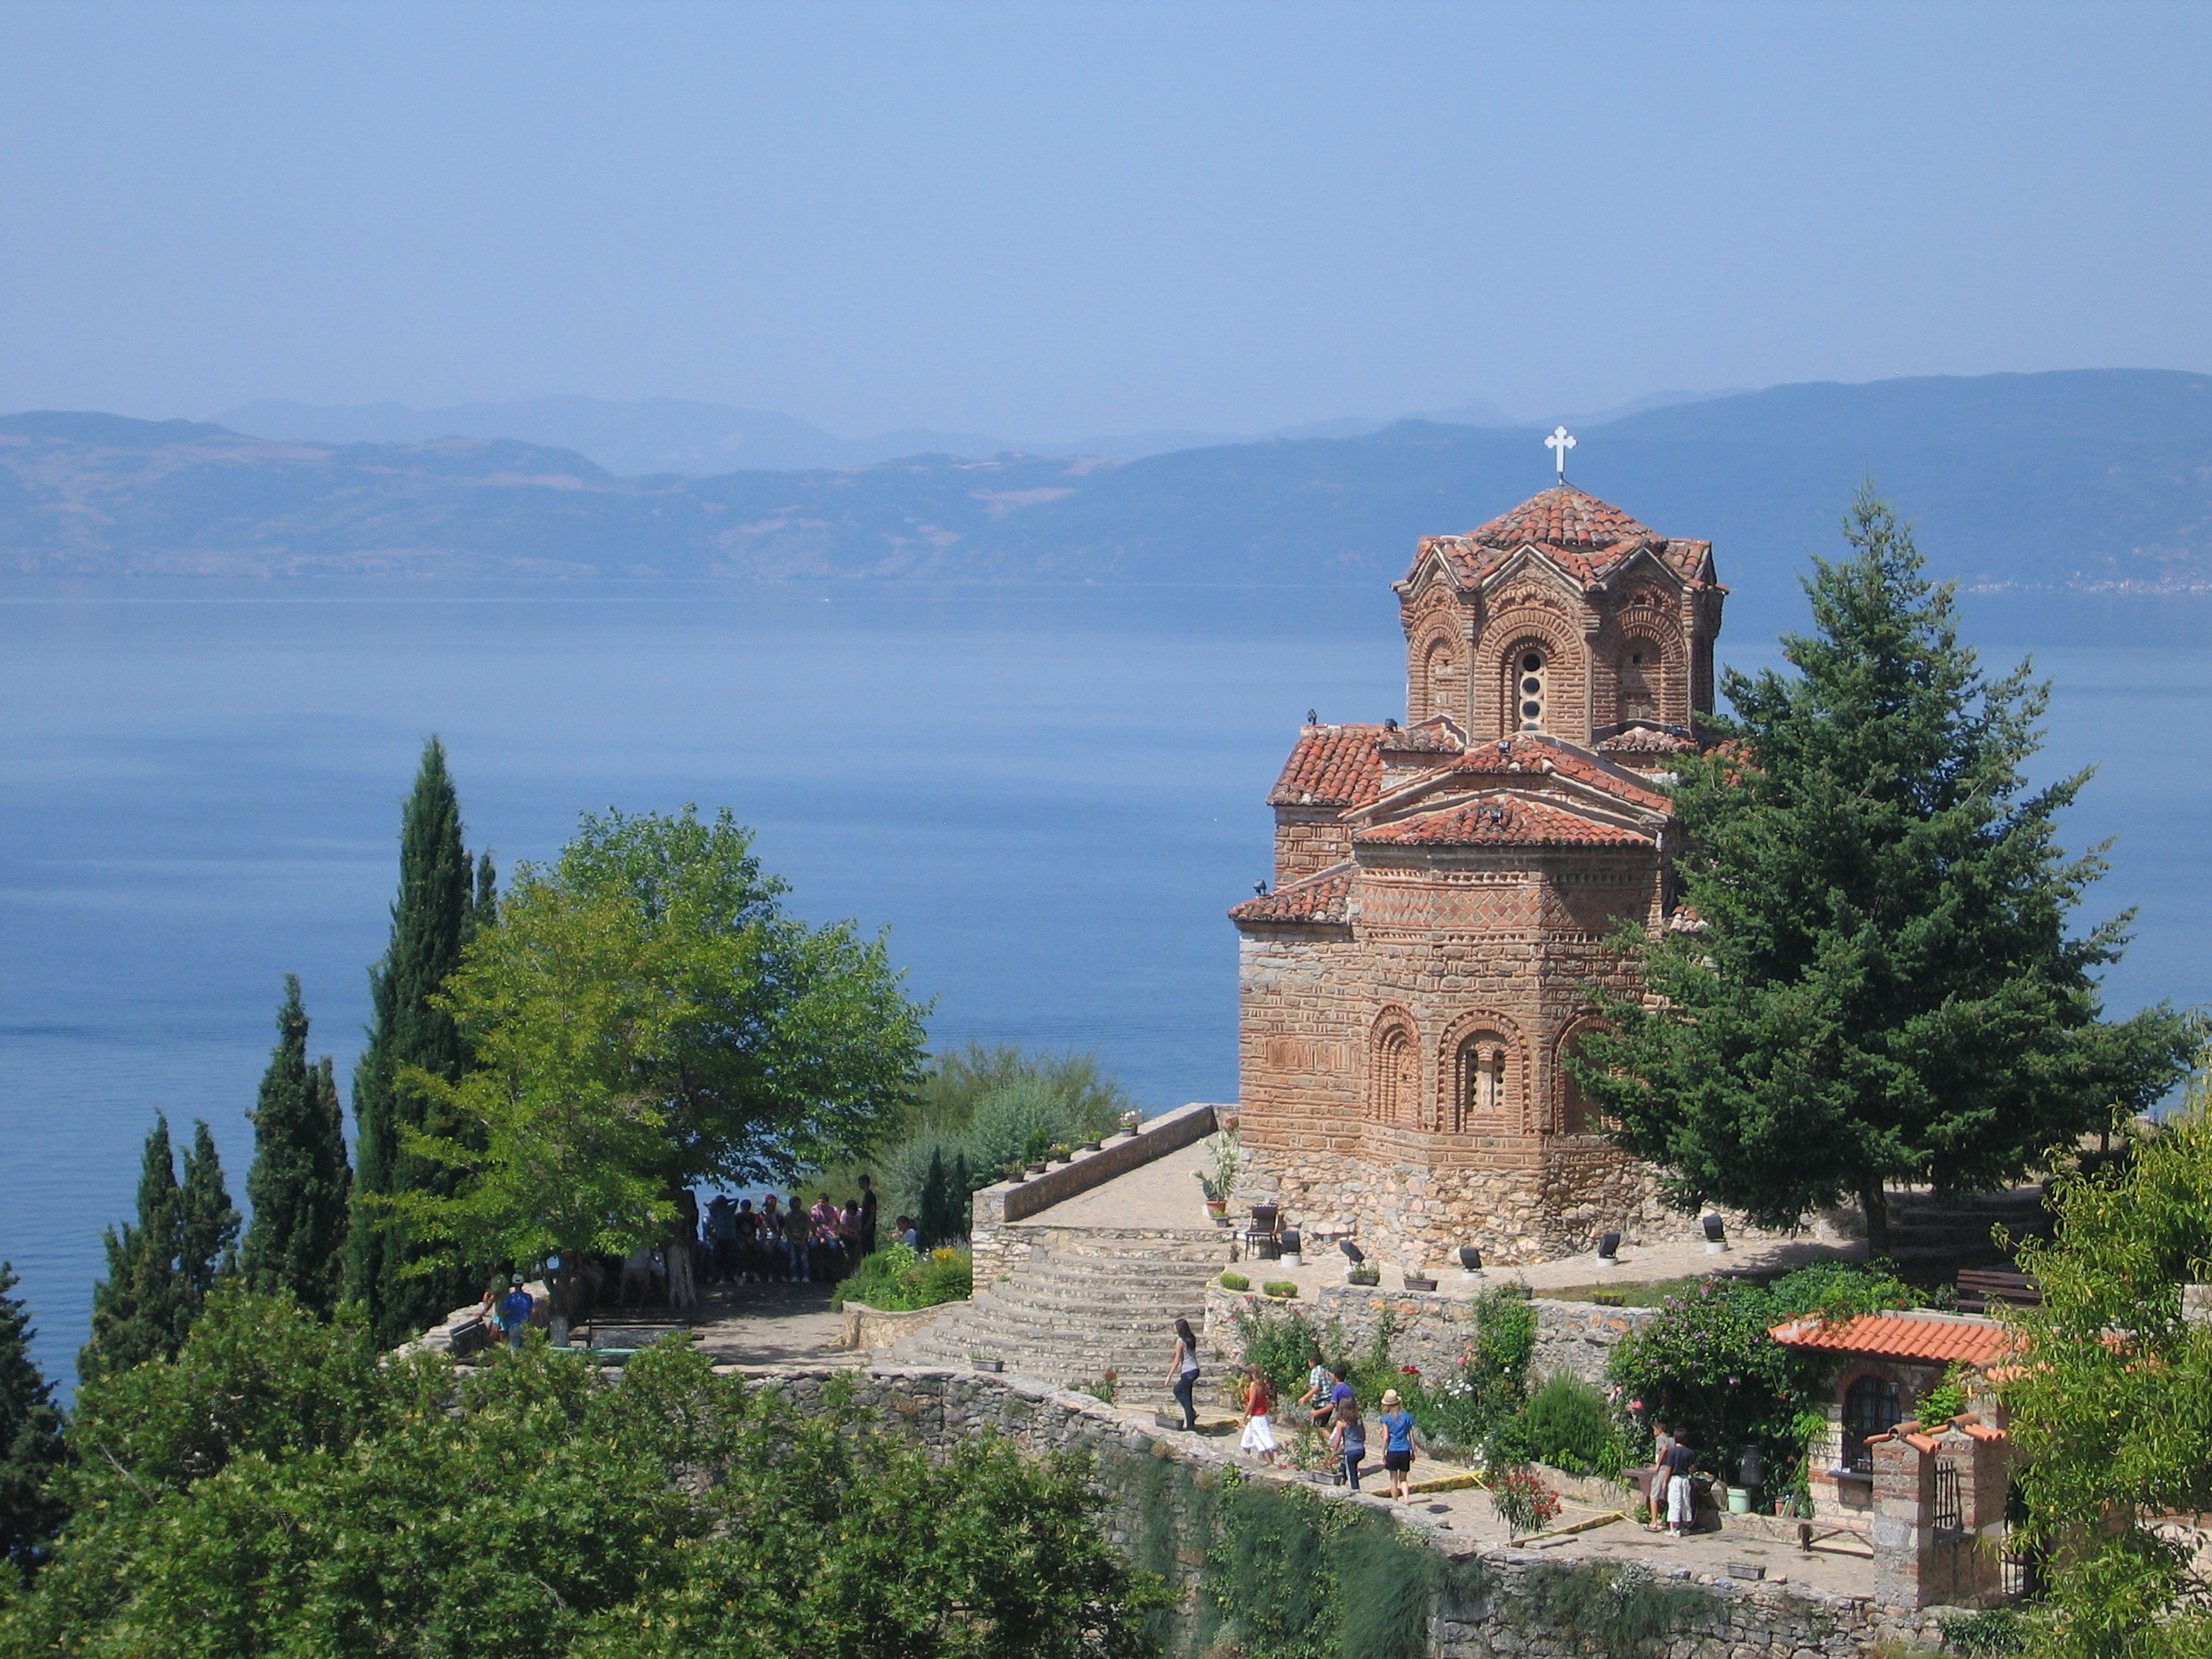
[1540,1275,1708,1307]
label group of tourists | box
[696,1177,881,1288]
[1165,1330,1420,1501]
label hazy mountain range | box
[5,370,2208,620]
[209,388,1732,474]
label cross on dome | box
[1544,426,1576,480]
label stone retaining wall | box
[836,1298,955,1352]
[1201,1280,1656,1388]
[731,1365,1953,1657]
[969,1101,1222,1284]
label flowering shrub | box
[834,1243,972,1312]
[1488,1464,1563,1537]
[1608,1265,1912,1496]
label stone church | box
[1228,480,1724,1267]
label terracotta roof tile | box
[1228,863,1354,926]
[1469,484,1655,551]
[1435,736,1672,814]
[1768,1312,2022,1370]
[1268,725,1386,808]
[1353,794,1652,849]
[1412,486,1714,590]
[1598,725,1697,755]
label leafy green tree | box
[3,1293,1163,1657]
[394,806,928,1316]
[1575,487,2203,1252]
[2000,1091,2212,1659]
[241,975,353,1313]
[348,736,492,1346]
[0,1264,67,1586]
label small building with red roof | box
[1769,1309,2021,1529]
[1229,474,1726,1266]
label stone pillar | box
[1871,1428,1938,1609]
[1871,1417,2016,1610]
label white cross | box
[1545,425,1576,480]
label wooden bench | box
[1953,1268,2040,1313]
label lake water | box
[3,579,2206,1384]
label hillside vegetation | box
[3,370,2207,599]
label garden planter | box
[1402,1274,1437,1292]
[971,1355,1004,1372]
[1205,1198,1229,1219]
[1348,1268,1380,1286]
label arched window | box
[1453,1031,1512,1131]
[1423,638,1459,721]
[1513,648,1546,732]
[1618,643,1659,723]
[1370,1021,1418,1125]
[1842,1374,1902,1473]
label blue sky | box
[3,0,2208,439]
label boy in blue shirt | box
[500,1278,534,1353]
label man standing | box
[858,1173,880,1258]
[499,1276,534,1353]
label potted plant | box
[1348,1265,1381,1287]
[1002,1161,1027,1185]
[1027,1161,1049,1175]
[1403,1267,1438,1292]
[1077,1139,1102,1153]
[1118,1109,1142,1137]
[970,1353,1004,1373]
[1048,1143,1073,1165]
[1193,1126,1239,1218]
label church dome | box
[1467,484,1654,552]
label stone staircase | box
[887,1225,1231,1404]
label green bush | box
[1234,1301,1324,1400]
[1220,1272,1250,1292]
[1262,1281,1298,1300]
[834,1244,972,1312]
[1514,1375,1627,1477]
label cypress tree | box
[178,1120,240,1308]
[242,976,353,1313]
[919,1149,949,1249]
[348,737,488,1346]
[0,1264,66,1586]
[79,1119,237,1384]
[79,1118,184,1382]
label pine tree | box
[1576,487,2203,1253]
[348,737,489,1346]
[79,1118,183,1382]
[242,976,353,1313]
[0,1263,66,1586]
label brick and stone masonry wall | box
[736,1364,1953,1657]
